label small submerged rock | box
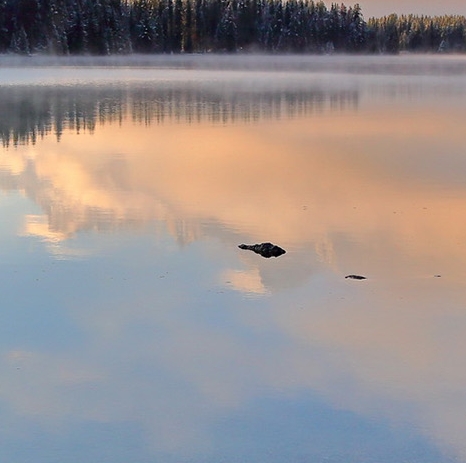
[345,274,367,280]
[238,242,286,258]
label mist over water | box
[2,53,465,146]
[1,55,466,463]
[2,53,466,76]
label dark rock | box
[345,274,367,280]
[238,242,286,258]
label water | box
[1,54,466,463]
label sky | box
[358,0,465,18]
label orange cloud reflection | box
[8,101,466,281]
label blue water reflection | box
[0,56,466,462]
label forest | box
[1,0,465,55]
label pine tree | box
[183,0,193,52]
[172,0,183,51]
[215,0,237,51]
[347,3,365,51]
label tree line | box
[368,14,466,53]
[1,0,465,55]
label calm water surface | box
[1,55,466,462]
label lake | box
[1,54,466,463]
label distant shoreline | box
[0,0,464,56]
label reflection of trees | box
[131,86,358,125]
[0,86,126,146]
[0,84,358,146]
